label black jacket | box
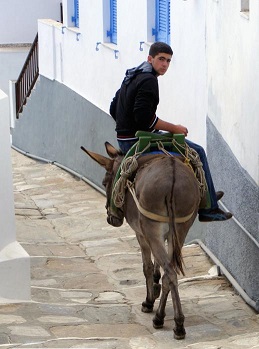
[110,61,159,141]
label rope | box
[158,140,207,199]
[112,142,150,208]
[182,142,207,199]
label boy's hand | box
[173,124,188,136]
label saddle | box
[113,131,186,188]
[111,131,209,213]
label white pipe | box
[11,146,106,196]
[11,145,52,163]
[219,201,259,249]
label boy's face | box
[148,52,172,76]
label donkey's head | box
[81,142,124,227]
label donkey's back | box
[127,155,200,229]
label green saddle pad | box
[126,131,186,157]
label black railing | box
[15,33,39,118]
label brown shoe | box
[216,191,224,201]
[199,208,232,222]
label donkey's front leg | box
[136,233,156,313]
[153,260,161,299]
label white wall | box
[0,90,30,301]
[0,48,29,94]
[0,0,63,126]
[160,0,207,146]
[38,0,258,183]
[0,91,15,250]
[207,0,259,184]
[0,0,62,301]
[0,0,61,44]
[39,0,207,148]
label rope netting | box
[112,140,207,208]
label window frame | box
[153,0,171,45]
[72,0,79,28]
[107,0,117,44]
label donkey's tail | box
[167,157,185,276]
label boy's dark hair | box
[149,42,173,57]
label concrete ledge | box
[0,241,30,302]
[0,89,31,303]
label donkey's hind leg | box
[170,274,186,339]
[153,262,186,339]
[153,273,170,329]
[136,233,156,313]
[148,237,186,339]
[146,238,172,329]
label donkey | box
[81,142,201,339]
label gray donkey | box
[82,142,201,339]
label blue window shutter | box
[153,0,170,44]
[107,0,117,44]
[72,0,79,27]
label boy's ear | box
[147,55,153,63]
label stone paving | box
[0,149,258,348]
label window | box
[72,0,79,27]
[241,0,249,12]
[107,0,117,44]
[153,0,171,44]
[240,0,249,19]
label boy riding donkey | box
[110,42,232,222]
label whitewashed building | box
[0,0,61,301]
[9,0,259,311]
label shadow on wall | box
[12,76,118,188]
[205,117,259,310]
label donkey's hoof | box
[153,283,161,299]
[141,301,153,313]
[153,315,164,329]
[173,327,186,340]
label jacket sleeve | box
[133,76,159,130]
[109,89,120,121]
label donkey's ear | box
[81,146,112,171]
[105,142,121,159]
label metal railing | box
[15,33,39,118]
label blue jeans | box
[118,139,218,211]
[185,139,218,210]
[118,140,136,155]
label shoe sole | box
[199,214,232,222]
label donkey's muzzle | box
[107,214,123,227]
